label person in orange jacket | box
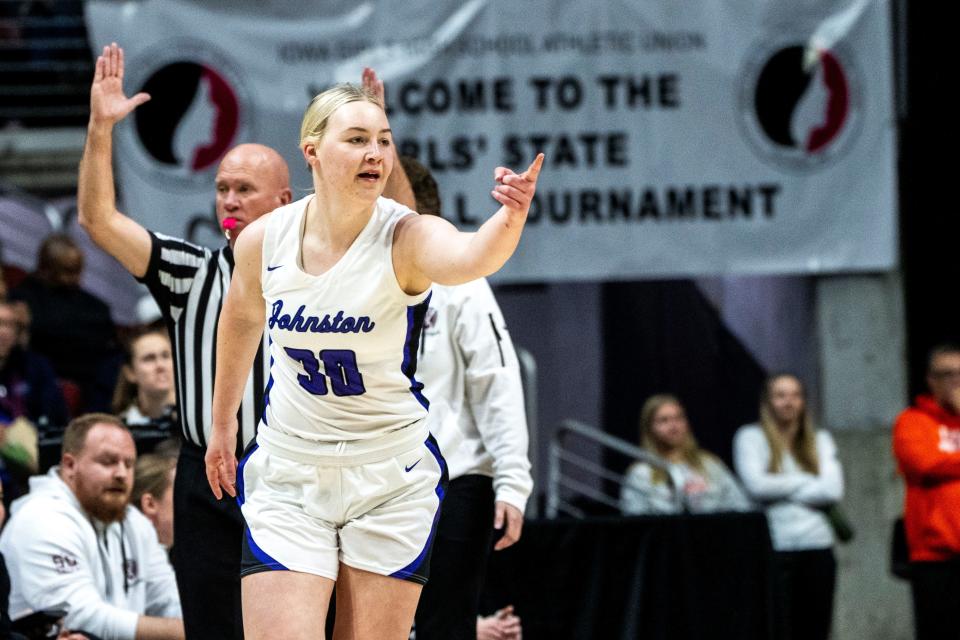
[893,343,960,640]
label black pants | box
[774,548,836,640]
[415,474,496,640]
[172,443,245,640]
[910,560,960,640]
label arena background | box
[1,1,953,637]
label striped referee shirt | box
[138,231,268,457]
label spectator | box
[0,413,183,640]
[111,327,175,429]
[733,373,843,640]
[893,343,960,640]
[2,474,88,640]
[9,234,119,413]
[3,298,68,506]
[621,394,751,515]
[1,299,69,428]
[131,454,176,551]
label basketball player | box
[204,83,543,639]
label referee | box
[78,43,291,639]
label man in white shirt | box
[396,156,532,640]
[0,413,183,640]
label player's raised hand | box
[90,43,150,126]
[491,153,545,220]
[361,67,385,106]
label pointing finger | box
[521,153,545,182]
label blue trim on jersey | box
[389,434,448,581]
[261,373,273,426]
[261,340,275,426]
[244,528,289,571]
[424,435,447,502]
[401,292,432,410]
[235,443,259,507]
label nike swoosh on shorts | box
[266,264,284,271]
[405,459,422,472]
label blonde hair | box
[758,373,819,474]
[638,394,712,484]
[132,453,177,508]
[299,84,383,147]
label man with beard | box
[0,413,182,639]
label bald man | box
[78,43,292,639]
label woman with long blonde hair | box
[620,394,750,514]
[733,373,843,640]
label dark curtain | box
[482,513,777,640]
[601,280,766,477]
[899,1,960,396]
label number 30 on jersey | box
[283,347,366,397]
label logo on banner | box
[739,39,861,172]
[120,41,250,191]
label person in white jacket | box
[396,156,533,640]
[733,373,843,640]
[0,413,183,640]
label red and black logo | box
[120,41,250,191]
[740,40,860,172]
[135,62,239,172]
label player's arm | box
[206,217,268,499]
[77,43,152,278]
[134,616,185,640]
[392,154,544,293]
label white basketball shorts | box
[237,433,447,584]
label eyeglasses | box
[930,369,960,380]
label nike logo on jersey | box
[405,459,422,472]
[266,264,284,271]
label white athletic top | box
[733,424,843,551]
[256,195,431,460]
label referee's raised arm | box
[78,42,152,278]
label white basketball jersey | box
[257,195,431,450]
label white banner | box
[85,0,897,282]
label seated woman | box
[111,326,176,429]
[620,394,751,515]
